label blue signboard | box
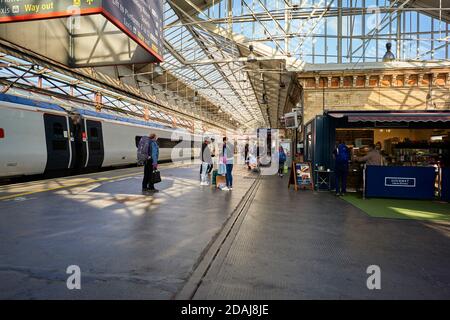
[0,0,164,62]
[442,168,450,202]
[366,166,436,200]
[102,0,163,62]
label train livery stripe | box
[0,93,65,112]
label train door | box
[71,115,87,171]
[44,114,71,172]
[85,120,104,168]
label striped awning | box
[329,112,450,123]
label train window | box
[88,127,101,151]
[53,123,64,138]
[159,138,184,149]
[89,127,99,139]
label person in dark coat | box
[142,133,160,193]
[333,141,350,196]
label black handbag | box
[153,170,162,184]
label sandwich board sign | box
[288,162,314,191]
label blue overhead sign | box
[0,0,164,63]
[102,0,164,62]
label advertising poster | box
[296,163,311,186]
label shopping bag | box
[153,170,162,184]
[216,175,227,189]
[283,165,288,174]
[218,163,227,175]
[212,170,219,186]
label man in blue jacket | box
[142,133,160,193]
[333,141,350,196]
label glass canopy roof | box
[161,0,450,129]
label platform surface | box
[193,175,450,300]
[1,166,450,299]
[0,164,257,299]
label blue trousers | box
[226,164,234,187]
[335,165,348,194]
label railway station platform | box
[1,165,450,300]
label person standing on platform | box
[333,141,350,196]
[140,133,160,193]
[221,137,235,191]
[278,146,287,177]
[200,137,213,186]
[208,137,217,175]
[244,140,250,170]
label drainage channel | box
[175,175,262,300]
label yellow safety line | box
[0,172,142,201]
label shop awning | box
[329,112,450,123]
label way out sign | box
[0,0,164,67]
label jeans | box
[335,165,348,194]
[226,164,234,187]
[143,161,155,189]
[200,164,213,178]
[201,163,210,183]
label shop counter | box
[365,166,436,200]
[442,168,450,202]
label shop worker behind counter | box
[333,141,350,197]
[356,143,385,166]
[137,133,160,193]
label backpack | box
[137,136,151,165]
[336,144,349,163]
[279,151,287,163]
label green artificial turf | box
[341,193,450,221]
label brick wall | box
[299,71,450,124]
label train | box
[0,92,205,179]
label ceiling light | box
[247,45,257,63]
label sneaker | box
[229,187,233,191]
[148,188,159,193]
[222,187,230,191]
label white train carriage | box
[0,93,202,179]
